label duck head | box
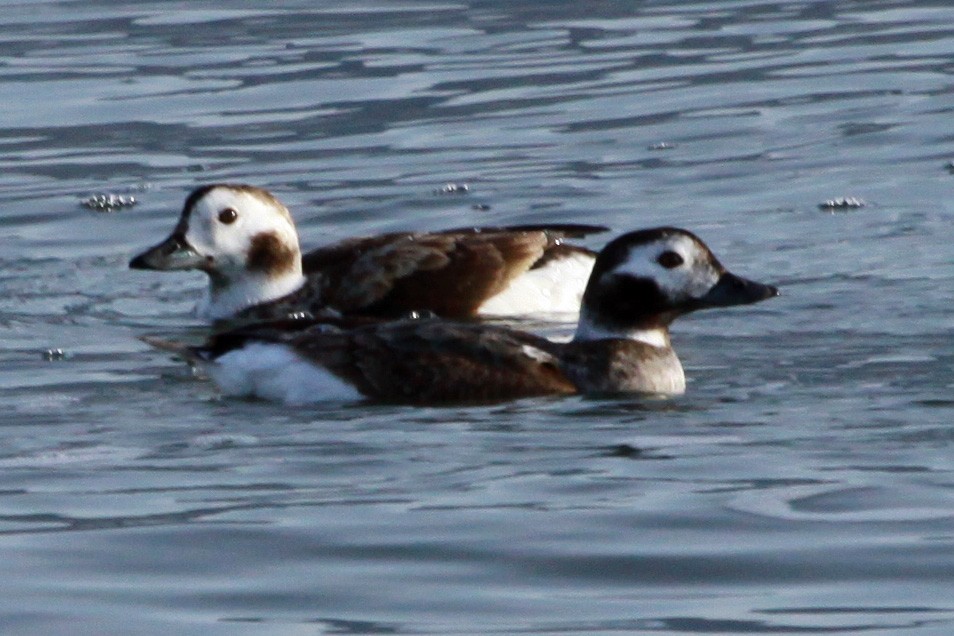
[129,184,306,320]
[574,227,778,346]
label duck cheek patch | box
[247,231,297,275]
[587,275,672,329]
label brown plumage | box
[247,231,298,276]
[198,319,574,403]
[237,226,598,321]
[293,320,577,403]
[308,230,553,314]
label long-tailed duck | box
[129,184,606,322]
[146,227,778,404]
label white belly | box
[477,251,595,316]
[209,342,362,404]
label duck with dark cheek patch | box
[130,184,608,323]
[247,231,299,277]
[145,227,778,404]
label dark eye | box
[218,208,238,224]
[657,250,684,269]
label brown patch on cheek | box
[247,231,297,276]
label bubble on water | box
[42,348,66,361]
[81,193,138,212]
[435,182,470,195]
[818,196,866,211]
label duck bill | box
[698,271,779,308]
[129,233,206,271]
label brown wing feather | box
[293,227,597,318]
[289,320,578,403]
[299,232,417,273]
[319,231,551,317]
[297,225,604,273]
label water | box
[1,0,953,633]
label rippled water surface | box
[2,1,954,634]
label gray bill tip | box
[129,234,203,271]
[703,271,779,307]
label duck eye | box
[217,208,238,225]
[657,250,684,269]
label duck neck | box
[572,308,672,348]
[199,266,306,321]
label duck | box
[144,227,778,404]
[129,184,607,322]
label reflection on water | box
[1,0,954,633]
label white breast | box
[208,342,362,404]
[477,251,595,316]
[197,274,307,321]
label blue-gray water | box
[2,1,954,634]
